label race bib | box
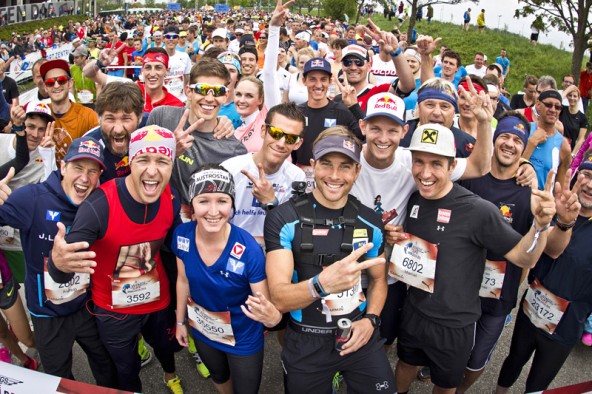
[322,276,365,318]
[187,298,235,346]
[523,279,569,334]
[479,260,506,299]
[43,257,89,305]
[165,75,184,97]
[389,234,438,293]
[77,89,93,104]
[0,225,16,246]
[110,268,160,308]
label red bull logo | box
[311,59,324,68]
[80,140,100,150]
[373,95,398,111]
[115,156,129,170]
[343,140,355,153]
[78,139,101,156]
[130,130,149,143]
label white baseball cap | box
[212,28,228,39]
[364,93,406,126]
[407,123,456,158]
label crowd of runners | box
[0,1,591,393]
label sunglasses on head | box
[164,33,179,39]
[189,83,228,97]
[342,58,365,67]
[265,124,301,144]
[45,75,69,86]
[260,35,268,39]
[541,101,562,111]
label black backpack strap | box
[291,193,315,253]
[340,196,360,254]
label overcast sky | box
[428,0,573,50]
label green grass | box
[372,16,576,95]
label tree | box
[402,1,476,43]
[515,0,592,83]
[325,0,357,21]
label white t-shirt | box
[352,147,465,285]
[222,153,306,243]
[287,73,308,105]
[166,51,192,101]
[464,64,487,78]
[370,54,398,85]
[0,135,55,251]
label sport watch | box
[364,313,381,328]
[262,197,279,211]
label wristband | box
[312,274,329,298]
[390,47,402,58]
[11,124,25,132]
[95,59,106,69]
[176,321,185,326]
[554,218,576,231]
[518,158,534,168]
[308,278,319,299]
[526,221,550,253]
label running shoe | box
[331,371,343,394]
[582,333,592,346]
[188,335,197,354]
[138,337,153,367]
[23,355,38,370]
[192,352,211,378]
[0,343,11,364]
[417,366,431,382]
[164,375,184,394]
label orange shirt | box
[51,101,99,161]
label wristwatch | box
[364,313,381,328]
[262,197,279,211]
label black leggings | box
[196,337,264,394]
[497,309,573,392]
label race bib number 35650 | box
[389,234,438,293]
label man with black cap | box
[0,135,117,387]
[455,112,540,393]
[41,59,99,162]
[295,57,361,191]
[522,89,572,189]
[265,127,395,393]
[394,121,559,394]
[70,46,96,106]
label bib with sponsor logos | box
[187,297,235,346]
[43,257,89,305]
[523,278,570,335]
[389,234,438,293]
[479,260,506,299]
[77,90,94,104]
[110,267,161,309]
[321,276,365,320]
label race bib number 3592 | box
[389,234,438,293]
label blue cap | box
[303,58,332,76]
[493,116,530,151]
[64,136,106,170]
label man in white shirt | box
[464,52,487,78]
[162,25,192,101]
[222,103,305,246]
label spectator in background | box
[477,9,486,33]
[579,61,592,112]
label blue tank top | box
[529,124,563,189]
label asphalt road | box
[65,306,591,393]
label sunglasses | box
[541,101,562,111]
[260,36,268,39]
[164,34,179,39]
[266,124,301,144]
[342,58,365,67]
[44,75,69,86]
[189,83,228,97]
